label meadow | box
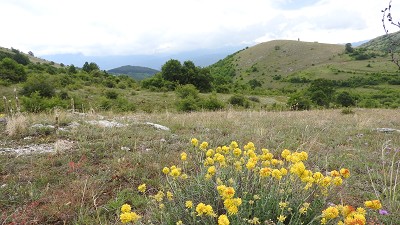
[0,108,399,224]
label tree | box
[82,62,99,73]
[336,91,356,107]
[345,43,354,53]
[68,64,77,74]
[307,79,336,108]
[161,59,183,82]
[0,57,27,82]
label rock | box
[31,124,55,129]
[145,122,170,131]
[376,128,400,133]
[87,120,126,128]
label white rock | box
[145,122,170,131]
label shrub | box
[336,91,356,107]
[248,96,260,103]
[20,74,55,98]
[287,94,312,110]
[228,94,249,108]
[176,96,199,112]
[201,95,225,111]
[175,84,199,99]
[105,90,119,99]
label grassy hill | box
[360,31,400,52]
[108,65,159,80]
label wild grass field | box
[0,108,399,224]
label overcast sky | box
[1,0,398,57]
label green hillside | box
[360,31,400,52]
[108,65,159,80]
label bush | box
[228,94,249,108]
[248,96,260,103]
[176,96,199,112]
[336,91,356,107]
[287,94,312,110]
[105,90,119,99]
[175,84,199,99]
[20,74,55,98]
[201,95,225,111]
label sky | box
[1,0,398,59]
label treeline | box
[287,78,400,110]
[0,49,138,113]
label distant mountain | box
[108,65,159,80]
[359,31,400,52]
[39,45,247,71]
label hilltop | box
[108,65,159,80]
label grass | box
[0,108,399,224]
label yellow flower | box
[272,169,282,180]
[162,167,170,174]
[195,203,215,217]
[230,141,238,149]
[340,168,350,178]
[299,202,310,214]
[330,170,340,177]
[332,177,343,186]
[181,152,187,161]
[246,160,256,170]
[185,200,193,208]
[281,149,291,159]
[120,211,141,224]
[341,205,355,217]
[259,167,272,177]
[207,166,216,176]
[181,173,189,179]
[344,212,366,225]
[200,141,208,150]
[277,215,286,223]
[248,217,261,224]
[233,148,242,157]
[204,157,214,166]
[191,138,199,147]
[279,201,288,209]
[221,186,235,199]
[153,191,164,202]
[170,167,181,177]
[138,183,146,193]
[223,198,242,215]
[121,203,131,213]
[364,200,382,209]
[320,217,327,225]
[356,207,366,215]
[218,214,230,225]
[322,206,339,219]
[176,220,183,225]
[244,142,255,151]
[167,191,173,200]
[206,149,214,157]
[159,203,165,209]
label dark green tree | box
[161,59,183,83]
[68,64,77,74]
[336,91,356,107]
[345,43,354,53]
[82,62,99,73]
[0,57,27,82]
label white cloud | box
[0,0,394,56]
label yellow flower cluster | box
[218,214,230,225]
[131,139,377,225]
[217,185,242,215]
[321,204,370,225]
[364,199,382,209]
[195,203,216,217]
[137,183,146,193]
[119,203,141,224]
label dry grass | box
[5,113,28,137]
[0,108,399,224]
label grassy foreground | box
[0,109,399,224]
